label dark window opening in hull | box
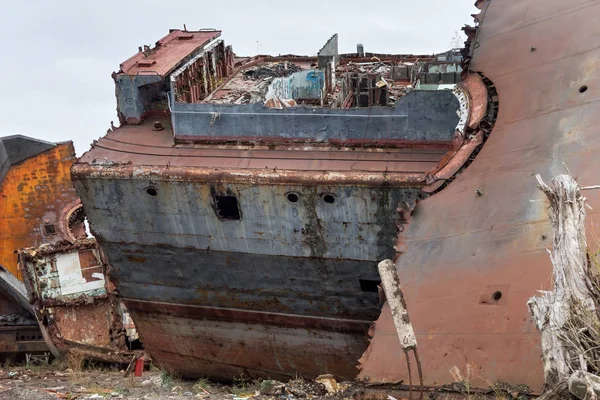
[216,195,241,220]
[359,279,381,293]
[43,224,57,236]
[323,194,336,204]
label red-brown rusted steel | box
[0,142,79,280]
[0,138,82,357]
[423,131,484,192]
[173,41,234,103]
[358,0,600,391]
[123,299,370,332]
[120,30,222,76]
[421,73,489,192]
[462,74,488,129]
[73,119,451,187]
[123,299,368,381]
[18,239,138,363]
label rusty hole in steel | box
[43,223,57,236]
[67,205,87,241]
[286,193,299,203]
[492,291,502,301]
[359,279,381,293]
[579,85,588,93]
[323,194,336,204]
[146,186,158,197]
[216,195,241,220]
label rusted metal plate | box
[0,136,80,357]
[423,131,484,192]
[0,141,79,280]
[124,298,369,380]
[52,302,114,347]
[463,75,488,129]
[358,0,600,391]
[76,118,451,179]
[73,120,453,187]
[119,30,221,76]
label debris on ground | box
[0,364,362,400]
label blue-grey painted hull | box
[105,242,382,320]
[75,177,418,379]
[101,241,381,379]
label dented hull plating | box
[358,0,600,392]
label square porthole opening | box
[216,195,241,220]
[43,223,57,236]
[359,279,381,293]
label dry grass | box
[66,352,85,373]
[449,363,530,399]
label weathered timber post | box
[528,174,600,399]
[378,259,423,400]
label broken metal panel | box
[359,0,600,392]
[18,239,135,362]
[115,29,222,124]
[25,244,107,301]
[171,39,234,103]
[266,70,325,101]
[119,30,222,76]
[0,136,80,358]
[0,326,48,356]
[317,33,338,69]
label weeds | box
[229,374,265,395]
[160,369,173,389]
[193,377,212,393]
[449,363,531,399]
[230,374,252,395]
[258,379,275,394]
[67,352,85,372]
[113,386,124,394]
[50,356,68,371]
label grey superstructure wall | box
[171,90,459,141]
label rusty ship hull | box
[71,28,467,380]
[72,138,454,380]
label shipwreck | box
[70,27,472,382]
[67,0,599,392]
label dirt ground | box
[0,362,535,399]
[0,364,360,400]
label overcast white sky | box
[1,1,476,155]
